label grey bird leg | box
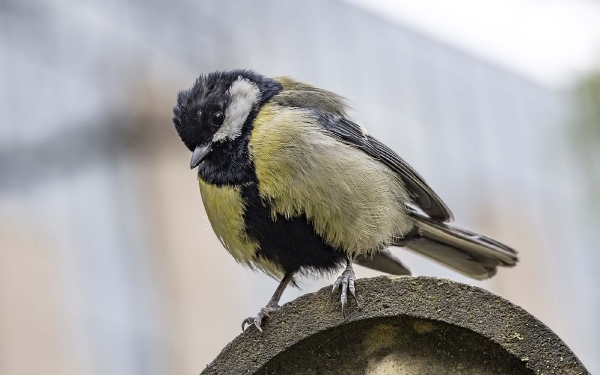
[332,258,357,317]
[242,272,294,332]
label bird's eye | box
[212,112,224,126]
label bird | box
[172,69,518,332]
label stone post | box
[201,276,589,374]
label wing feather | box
[272,80,453,222]
[314,113,454,222]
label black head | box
[173,70,282,169]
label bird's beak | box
[190,144,212,169]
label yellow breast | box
[198,179,254,261]
[198,178,283,277]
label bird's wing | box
[314,112,454,222]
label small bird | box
[172,70,518,331]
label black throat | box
[196,125,255,186]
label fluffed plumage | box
[172,69,518,331]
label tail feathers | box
[354,248,411,276]
[398,210,518,280]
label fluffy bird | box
[172,70,518,331]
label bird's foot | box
[332,265,357,317]
[241,304,281,332]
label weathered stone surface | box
[201,276,589,375]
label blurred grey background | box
[2,0,600,374]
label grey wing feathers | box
[402,209,518,280]
[314,113,454,222]
[366,134,453,222]
[353,248,411,276]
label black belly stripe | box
[241,183,346,274]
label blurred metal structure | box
[1,0,597,374]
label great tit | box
[172,70,518,331]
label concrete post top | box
[201,276,589,375]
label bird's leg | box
[332,257,357,317]
[242,272,294,332]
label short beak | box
[190,144,212,169]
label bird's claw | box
[241,305,280,332]
[332,267,357,317]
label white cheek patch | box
[212,77,261,142]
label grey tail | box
[354,248,411,276]
[395,209,518,280]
